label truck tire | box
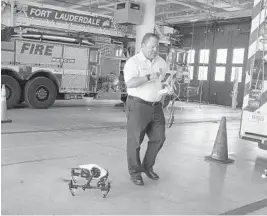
[1,75,21,109]
[24,77,57,109]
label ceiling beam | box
[98,1,126,9]
[157,10,198,20]
[166,0,212,12]
[165,8,252,24]
[67,0,108,9]
[156,8,193,16]
[156,0,173,6]
[97,10,114,15]
[195,0,243,10]
[85,8,113,15]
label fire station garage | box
[1,0,267,215]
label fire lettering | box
[20,43,54,56]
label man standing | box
[123,33,168,186]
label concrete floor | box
[1,99,267,215]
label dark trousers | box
[125,96,166,177]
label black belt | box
[128,95,161,106]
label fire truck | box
[239,0,267,150]
[1,0,129,109]
[240,58,267,150]
[1,32,103,109]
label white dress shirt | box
[123,51,168,102]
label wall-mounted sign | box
[27,6,113,29]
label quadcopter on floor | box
[68,164,111,198]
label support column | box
[10,0,14,27]
[135,0,156,54]
[1,0,13,27]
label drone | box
[68,164,111,198]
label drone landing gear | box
[68,180,111,198]
[68,168,111,198]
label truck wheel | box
[24,77,57,109]
[1,75,21,109]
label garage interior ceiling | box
[32,0,254,25]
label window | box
[175,50,195,80]
[187,49,195,80]
[183,53,187,63]
[199,49,209,64]
[130,3,141,10]
[214,49,228,82]
[233,48,245,64]
[231,48,245,82]
[176,52,183,64]
[177,49,195,64]
[90,50,98,62]
[188,49,195,64]
[216,49,227,64]
[198,49,209,80]
[117,3,126,9]
[231,67,243,82]
[198,66,208,80]
[215,66,226,81]
[189,66,194,80]
[115,48,123,57]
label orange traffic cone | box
[1,85,12,123]
[204,117,234,164]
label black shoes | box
[130,169,159,185]
[130,175,144,186]
[143,169,159,180]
